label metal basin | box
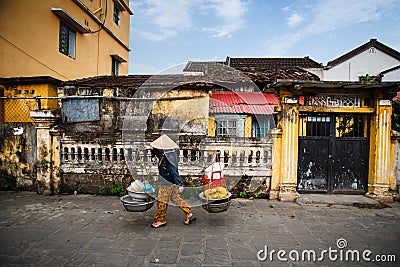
[202,201,230,213]
[199,192,231,213]
[127,190,154,200]
[120,195,155,212]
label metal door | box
[297,114,369,193]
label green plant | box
[98,181,127,197]
[239,191,247,198]
[358,74,382,83]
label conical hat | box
[150,134,179,149]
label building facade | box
[323,39,400,82]
[0,0,132,80]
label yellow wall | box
[2,84,58,122]
[0,0,131,80]
[208,116,216,137]
[151,89,210,133]
[367,102,393,196]
[245,115,252,137]
[152,89,208,117]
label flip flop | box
[184,215,197,225]
[151,222,166,228]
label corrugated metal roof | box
[210,92,277,115]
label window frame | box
[111,57,119,76]
[216,119,237,137]
[59,21,76,59]
[214,115,245,137]
[252,115,274,138]
[113,2,121,26]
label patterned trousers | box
[153,185,192,223]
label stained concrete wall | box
[0,123,37,189]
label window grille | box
[59,22,76,59]
[307,95,361,108]
[300,115,331,137]
[113,3,121,25]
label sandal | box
[151,221,166,228]
[184,213,197,225]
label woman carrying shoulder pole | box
[150,134,196,228]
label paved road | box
[0,191,399,266]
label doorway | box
[297,113,370,193]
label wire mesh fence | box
[0,97,59,123]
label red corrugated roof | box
[210,92,278,114]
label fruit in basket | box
[204,186,227,199]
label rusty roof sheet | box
[210,92,277,115]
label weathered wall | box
[55,85,273,197]
[0,123,36,190]
[151,89,209,134]
[59,133,273,197]
[392,132,400,193]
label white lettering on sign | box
[285,97,298,104]
[378,100,391,106]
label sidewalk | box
[296,194,384,205]
[0,191,399,266]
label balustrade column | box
[30,110,59,194]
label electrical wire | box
[0,34,70,80]
[88,0,108,34]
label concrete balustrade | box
[60,138,273,178]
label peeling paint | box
[13,127,24,135]
[0,123,36,190]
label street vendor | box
[150,134,196,228]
